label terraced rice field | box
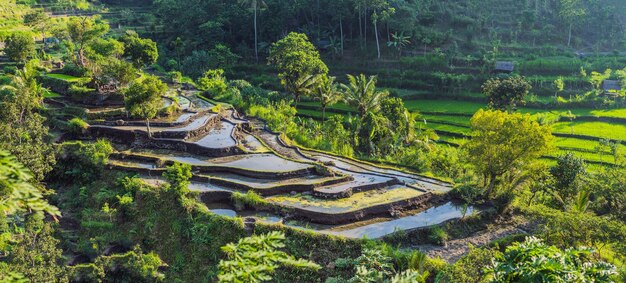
[74,92,459,238]
[296,98,626,167]
[267,186,424,214]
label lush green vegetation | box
[1,0,625,282]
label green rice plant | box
[232,190,268,210]
[67,117,89,134]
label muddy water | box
[141,178,233,192]
[110,159,155,169]
[111,113,215,132]
[203,172,335,189]
[312,154,451,194]
[161,113,214,132]
[241,133,268,152]
[174,112,196,123]
[205,203,282,223]
[204,201,476,239]
[126,149,312,172]
[177,96,191,110]
[328,202,476,239]
[314,171,392,195]
[194,122,237,148]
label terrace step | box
[109,153,315,180]
[113,150,314,176]
[313,174,398,198]
[194,172,351,196]
[267,186,433,225]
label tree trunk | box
[567,23,572,47]
[485,174,497,196]
[146,118,152,138]
[254,6,258,62]
[42,32,47,51]
[364,8,367,48]
[339,15,344,56]
[358,10,362,48]
[374,20,380,59]
[322,106,326,123]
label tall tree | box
[124,75,167,137]
[313,76,342,122]
[463,109,554,195]
[482,76,532,113]
[268,32,328,105]
[369,0,395,59]
[0,61,55,182]
[559,0,586,47]
[23,9,52,50]
[66,16,109,66]
[342,74,388,117]
[4,33,35,63]
[119,30,159,68]
[238,0,266,62]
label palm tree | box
[314,76,342,122]
[285,74,321,107]
[342,74,388,117]
[387,32,411,57]
[239,0,266,62]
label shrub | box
[69,85,95,100]
[52,140,114,182]
[487,237,616,282]
[67,117,89,134]
[3,66,18,75]
[4,33,35,62]
[62,63,91,77]
[196,69,227,96]
[428,226,448,245]
[231,191,267,210]
[167,71,182,83]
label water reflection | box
[206,201,476,239]
[329,202,475,239]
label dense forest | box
[0,0,625,282]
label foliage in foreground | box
[218,231,321,282]
[487,236,617,282]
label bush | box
[69,85,95,100]
[4,33,35,62]
[0,75,11,85]
[196,69,227,96]
[167,71,182,83]
[62,63,91,77]
[231,191,267,210]
[68,117,89,134]
[3,66,18,75]
[52,140,114,182]
[428,226,448,245]
[39,75,73,93]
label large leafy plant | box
[487,236,616,282]
[217,231,321,282]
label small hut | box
[601,80,621,96]
[494,61,514,73]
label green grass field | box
[552,121,626,141]
[297,98,626,168]
[43,91,62,98]
[45,73,90,83]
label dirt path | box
[411,225,527,263]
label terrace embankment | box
[70,91,459,236]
